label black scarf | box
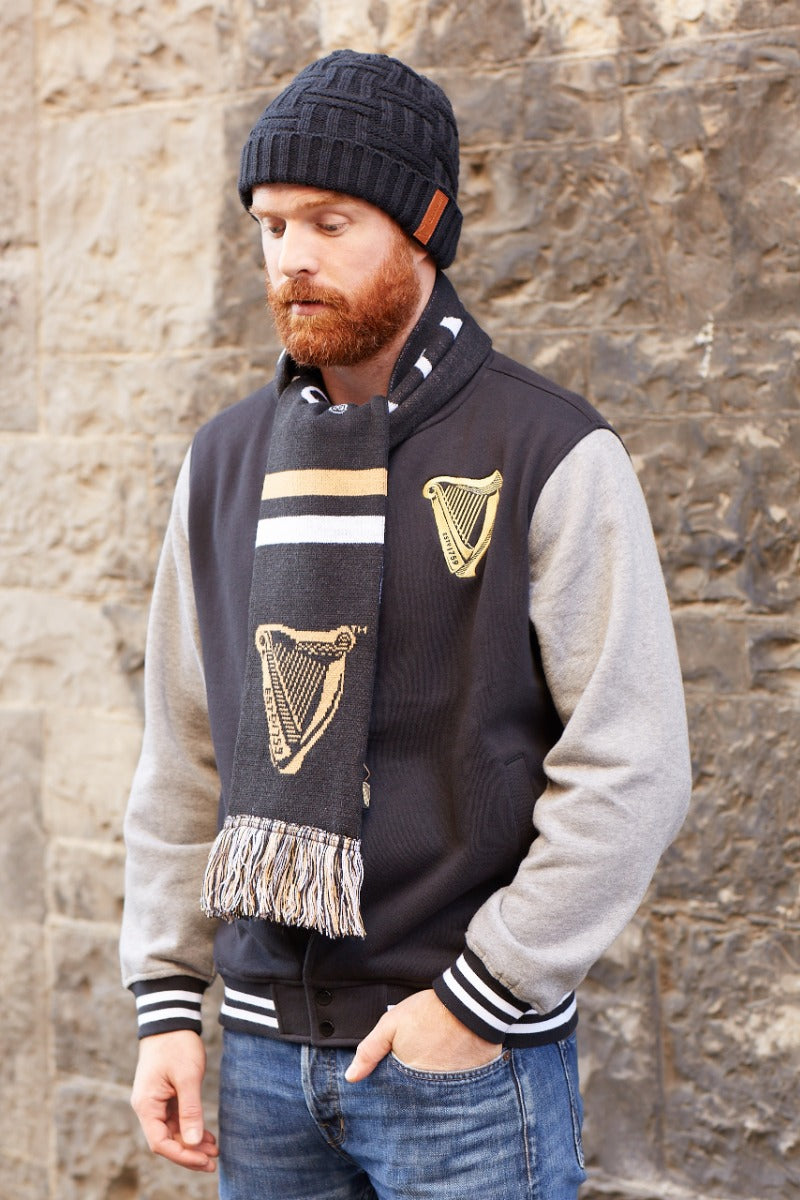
[201,274,491,938]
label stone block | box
[214,99,286,359]
[104,602,150,714]
[434,67,525,146]
[48,839,126,923]
[626,0,800,48]
[333,0,420,56]
[389,49,622,154]
[579,917,664,1182]
[625,91,734,325]
[653,694,800,919]
[238,0,322,89]
[749,623,800,696]
[43,708,142,841]
[655,914,800,1197]
[623,417,800,615]
[589,326,800,420]
[578,1178,716,1200]
[51,916,224,1089]
[40,349,270,437]
[51,919,143,1085]
[316,0,387,53]
[521,58,622,144]
[0,710,45,921]
[0,0,37,248]
[38,0,237,109]
[454,144,666,328]
[0,249,38,431]
[53,978,224,1198]
[394,0,543,66]
[0,924,50,1200]
[671,612,750,693]
[39,106,224,356]
[0,588,140,711]
[616,0,733,46]
[54,1080,218,1200]
[0,1154,49,1200]
[621,30,800,90]
[524,0,624,57]
[625,73,800,325]
[0,437,151,596]
[697,74,800,324]
[589,329,711,420]
[501,331,591,401]
[731,0,800,31]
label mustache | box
[267,278,348,311]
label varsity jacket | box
[120,346,691,1049]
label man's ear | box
[411,244,438,291]
[410,239,436,267]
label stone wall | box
[1,2,798,1197]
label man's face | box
[251,184,424,368]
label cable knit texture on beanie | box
[239,50,462,269]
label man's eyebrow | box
[249,191,355,217]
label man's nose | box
[276,223,318,279]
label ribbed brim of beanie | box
[239,51,462,269]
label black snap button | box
[316,988,333,1007]
[319,1020,335,1038]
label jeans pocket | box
[388,1048,508,1083]
[557,1034,585,1170]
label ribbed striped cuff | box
[130,976,207,1039]
[433,948,577,1046]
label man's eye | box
[261,222,284,238]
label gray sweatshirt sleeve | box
[436,428,691,1030]
[119,447,221,1027]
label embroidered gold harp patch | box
[423,471,503,577]
[255,624,360,775]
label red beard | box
[266,234,421,368]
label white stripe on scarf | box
[256,515,386,546]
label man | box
[121,49,691,1199]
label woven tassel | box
[201,813,366,939]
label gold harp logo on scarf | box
[255,624,362,775]
[423,471,503,577]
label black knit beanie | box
[239,50,462,269]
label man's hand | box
[130,1030,218,1173]
[345,989,502,1081]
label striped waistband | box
[218,975,577,1049]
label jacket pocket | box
[504,753,535,813]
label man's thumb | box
[345,1017,395,1083]
[178,1089,205,1146]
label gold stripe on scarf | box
[262,468,388,500]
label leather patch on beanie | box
[413,190,449,246]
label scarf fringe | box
[201,814,366,939]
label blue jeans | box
[218,1030,586,1199]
